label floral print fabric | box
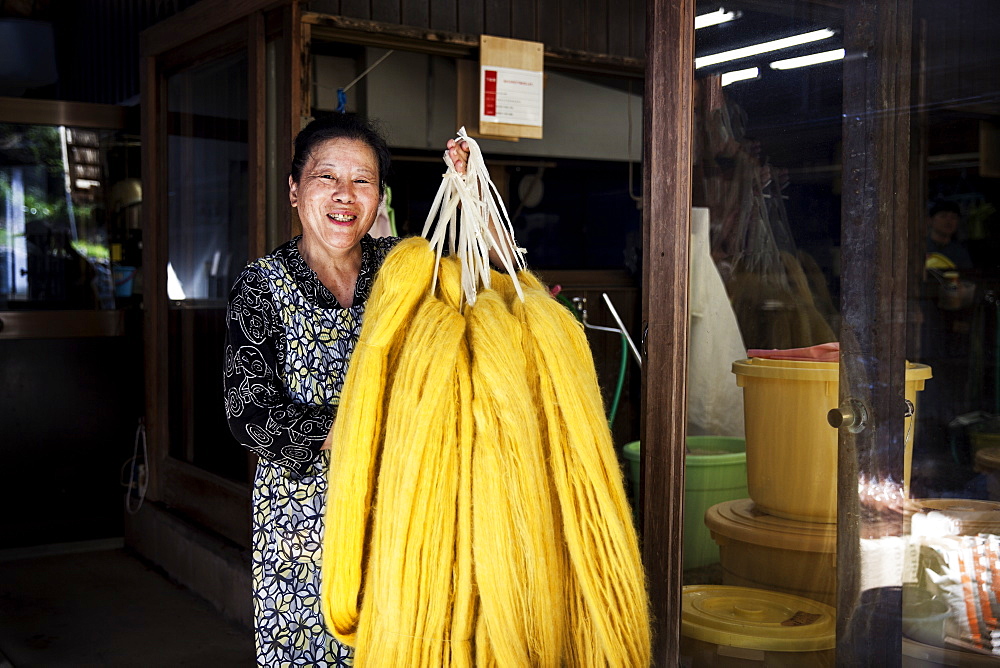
[224,233,399,666]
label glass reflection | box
[165,49,250,482]
[682,0,1000,664]
[0,123,120,309]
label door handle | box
[828,399,868,433]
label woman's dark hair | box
[289,113,391,195]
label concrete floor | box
[0,540,254,667]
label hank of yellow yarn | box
[514,270,651,667]
[320,237,435,645]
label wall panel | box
[457,1,485,35]
[17,0,644,109]
[510,0,537,41]
[560,0,585,51]
[586,0,609,55]
[430,0,459,32]
[484,0,512,37]
[339,0,371,19]
[403,0,431,28]
[372,0,402,23]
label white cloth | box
[687,207,746,437]
[370,199,394,238]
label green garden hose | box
[607,334,628,429]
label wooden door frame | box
[641,1,694,665]
[139,0,296,546]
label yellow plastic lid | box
[733,357,932,382]
[704,499,835,553]
[682,585,835,651]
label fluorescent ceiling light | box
[770,48,846,70]
[695,28,836,68]
[720,66,759,86]
[695,8,738,29]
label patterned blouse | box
[224,234,401,474]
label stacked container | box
[680,585,836,666]
[704,357,932,607]
[622,436,748,570]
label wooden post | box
[837,0,912,664]
[276,1,303,241]
[249,10,268,260]
[642,0,694,665]
[140,52,167,502]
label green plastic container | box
[622,437,748,569]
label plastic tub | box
[681,585,835,667]
[113,265,137,297]
[903,637,1000,667]
[901,584,950,647]
[732,358,932,523]
[622,437,748,569]
[969,417,1000,461]
[705,498,836,606]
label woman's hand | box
[445,136,514,268]
[446,138,470,175]
[320,427,334,451]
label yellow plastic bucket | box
[681,585,835,666]
[705,499,836,606]
[732,358,932,523]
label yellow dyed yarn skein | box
[437,256,477,668]
[467,289,567,667]
[321,237,435,645]
[354,292,466,666]
[323,238,650,665]
[513,271,651,667]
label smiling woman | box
[222,113,427,666]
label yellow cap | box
[925,252,956,270]
[682,585,835,651]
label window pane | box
[166,50,249,481]
[683,1,1000,664]
[0,123,122,309]
[167,51,249,302]
[685,1,843,662]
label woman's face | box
[289,137,382,254]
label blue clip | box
[336,88,347,114]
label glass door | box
[678,0,1000,663]
[165,49,250,478]
[683,2,845,662]
[141,6,298,546]
[0,101,143,549]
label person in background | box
[927,200,973,271]
[913,200,977,497]
[223,113,474,666]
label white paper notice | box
[480,65,543,127]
